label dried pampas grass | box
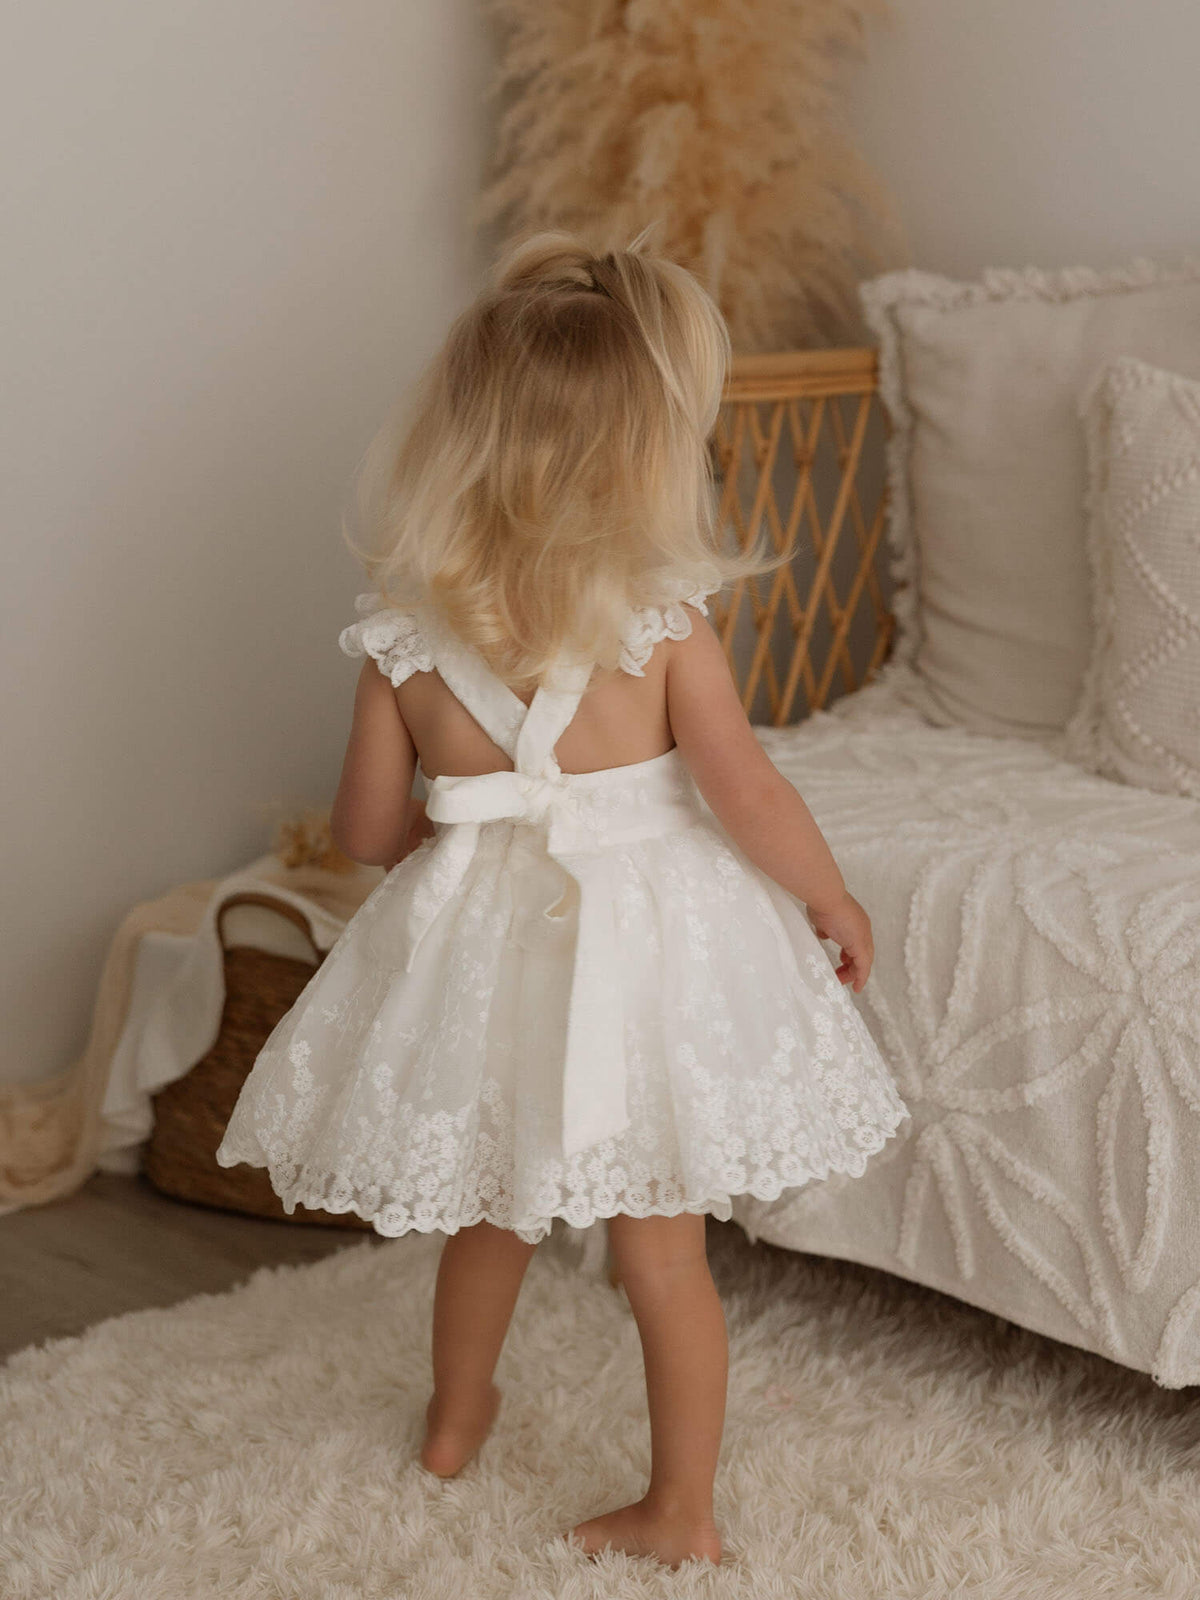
[475,0,908,352]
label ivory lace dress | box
[215,584,911,1242]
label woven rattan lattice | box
[710,347,895,725]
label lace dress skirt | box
[215,748,911,1243]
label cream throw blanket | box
[0,857,380,1214]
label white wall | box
[2,2,490,1084]
[846,0,1200,278]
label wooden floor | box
[0,1171,385,1361]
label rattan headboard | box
[710,347,895,726]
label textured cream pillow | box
[1064,356,1200,798]
[860,259,1200,740]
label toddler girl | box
[217,228,910,1570]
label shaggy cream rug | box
[3,1220,1199,1599]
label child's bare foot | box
[567,1496,722,1568]
[418,1382,501,1477]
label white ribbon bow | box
[395,765,627,1160]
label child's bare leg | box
[570,1211,726,1567]
[420,1218,538,1476]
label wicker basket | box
[142,890,374,1230]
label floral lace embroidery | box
[618,580,721,676]
[338,593,435,687]
[216,815,910,1245]
[340,581,721,685]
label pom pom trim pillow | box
[859,257,1200,741]
[1065,356,1200,799]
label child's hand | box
[386,798,435,869]
[807,891,874,992]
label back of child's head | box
[344,226,782,693]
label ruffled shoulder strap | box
[617,576,721,677]
[338,591,435,687]
[342,576,722,686]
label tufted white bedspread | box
[732,682,1200,1388]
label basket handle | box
[215,890,324,964]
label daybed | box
[725,258,1200,1390]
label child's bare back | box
[394,612,681,780]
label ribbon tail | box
[558,853,629,1159]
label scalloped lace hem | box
[215,1102,911,1245]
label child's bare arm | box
[330,660,418,866]
[665,609,845,909]
[666,608,873,990]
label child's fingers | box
[815,921,873,990]
[834,943,871,991]
[848,945,872,992]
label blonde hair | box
[342,226,788,694]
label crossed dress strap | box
[417,605,593,777]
